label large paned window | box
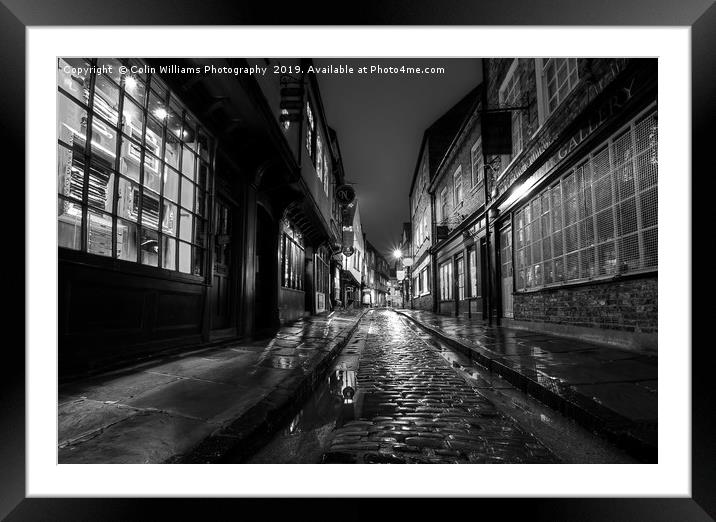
[439,187,449,223]
[421,267,430,295]
[306,99,315,160]
[280,218,305,290]
[468,247,478,297]
[513,109,657,291]
[57,58,212,276]
[499,60,523,170]
[542,58,579,115]
[470,139,486,208]
[456,256,465,300]
[439,261,453,301]
[453,166,463,208]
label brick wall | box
[513,275,657,333]
[434,111,485,232]
[412,293,433,311]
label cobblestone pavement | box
[322,310,558,463]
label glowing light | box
[124,75,138,92]
[153,107,168,120]
[393,249,402,259]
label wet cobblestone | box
[322,310,559,464]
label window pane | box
[57,144,85,200]
[58,58,91,104]
[90,116,117,162]
[194,219,207,246]
[181,178,194,211]
[162,236,176,270]
[116,218,137,261]
[57,197,82,250]
[97,58,123,85]
[146,116,165,159]
[58,93,88,146]
[143,152,162,192]
[123,74,146,106]
[197,131,210,162]
[179,208,192,242]
[140,228,159,266]
[118,133,142,182]
[87,159,114,212]
[163,166,179,202]
[117,176,140,222]
[93,75,120,126]
[87,209,114,257]
[178,241,192,273]
[162,201,178,236]
[121,97,145,139]
[181,146,196,179]
[165,132,181,170]
[193,247,204,276]
[183,113,197,151]
[197,162,209,192]
[148,91,168,122]
[141,189,161,228]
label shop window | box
[456,256,465,300]
[468,247,478,297]
[541,58,579,116]
[57,58,212,278]
[439,261,453,301]
[280,218,305,291]
[513,108,657,291]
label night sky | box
[313,58,482,258]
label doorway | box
[499,224,514,318]
[211,197,235,334]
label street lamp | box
[393,249,402,260]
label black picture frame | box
[4,1,713,519]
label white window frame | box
[470,138,484,187]
[498,59,523,173]
[439,186,448,223]
[537,58,580,122]
[453,166,463,209]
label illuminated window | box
[280,218,305,290]
[513,109,657,291]
[439,261,453,301]
[57,58,211,277]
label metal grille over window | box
[57,58,212,277]
[513,109,657,291]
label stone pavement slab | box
[58,309,365,464]
[396,309,657,462]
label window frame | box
[57,58,213,282]
[512,106,658,293]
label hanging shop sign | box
[482,111,513,155]
[336,184,356,206]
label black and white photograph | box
[55,56,658,466]
[4,4,710,514]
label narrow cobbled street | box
[248,309,566,463]
[323,310,557,463]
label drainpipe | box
[480,60,494,326]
